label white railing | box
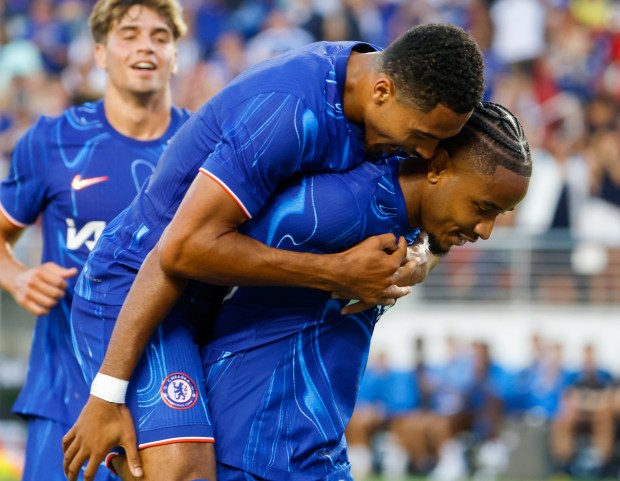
[415,228,620,306]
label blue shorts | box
[23,416,118,481]
[70,294,214,459]
[216,461,353,481]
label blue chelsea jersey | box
[203,157,419,480]
[76,41,383,305]
[0,100,190,424]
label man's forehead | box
[114,5,171,31]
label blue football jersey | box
[203,157,419,480]
[75,41,382,305]
[0,100,190,425]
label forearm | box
[162,228,338,290]
[0,243,25,296]
[98,247,187,380]
[0,228,26,297]
[158,173,406,304]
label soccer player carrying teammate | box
[202,101,531,481]
[62,24,485,481]
[0,1,189,479]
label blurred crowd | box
[1,0,620,305]
[1,1,620,480]
[349,334,620,480]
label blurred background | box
[0,0,619,480]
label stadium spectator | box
[346,350,399,478]
[550,343,616,477]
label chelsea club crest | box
[160,372,198,409]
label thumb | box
[375,233,398,252]
[62,267,79,278]
[396,236,408,263]
[45,263,79,278]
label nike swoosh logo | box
[71,174,109,190]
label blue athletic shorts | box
[216,461,353,481]
[70,294,214,463]
[23,416,118,481]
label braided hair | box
[442,101,532,178]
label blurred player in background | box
[62,23,485,481]
[0,1,189,479]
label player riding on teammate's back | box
[64,23,485,481]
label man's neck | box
[343,51,380,125]
[398,157,427,228]
[103,88,173,141]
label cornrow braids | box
[444,101,532,178]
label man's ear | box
[372,76,394,105]
[94,42,107,70]
[428,149,450,184]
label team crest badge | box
[160,372,198,409]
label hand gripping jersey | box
[203,157,419,481]
[0,100,190,425]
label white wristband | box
[90,372,129,404]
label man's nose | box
[474,219,495,240]
[414,139,440,160]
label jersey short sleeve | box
[0,118,49,226]
[199,92,321,218]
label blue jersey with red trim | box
[0,100,190,424]
[203,157,419,480]
[75,41,382,305]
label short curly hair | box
[90,0,187,44]
[381,23,485,114]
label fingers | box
[45,262,78,279]
[383,285,412,299]
[338,286,411,315]
[121,408,143,478]
[63,432,89,481]
[14,263,74,314]
[62,398,133,481]
[84,457,105,481]
[62,266,79,278]
[394,252,431,288]
[340,301,375,315]
[62,429,77,478]
[374,233,398,251]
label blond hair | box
[90,0,187,43]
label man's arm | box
[63,247,185,481]
[0,213,76,315]
[158,172,408,303]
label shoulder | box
[215,42,358,106]
[171,106,192,124]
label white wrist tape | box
[90,372,129,404]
